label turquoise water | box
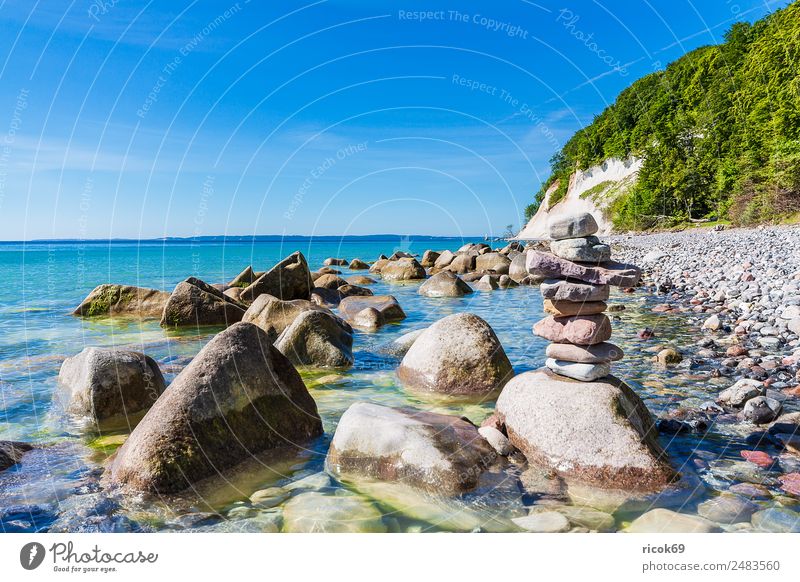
[0,238,795,532]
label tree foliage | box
[529,3,800,228]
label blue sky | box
[0,0,788,240]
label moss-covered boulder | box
[107,322,323,493]
[72,284,169,318]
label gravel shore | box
[611,224,800,395]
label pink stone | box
[740,450,774,468]
[779,473,800,496]
[533,314,612,345]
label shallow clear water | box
[0,239,797,532]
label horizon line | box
[0,233,502,244]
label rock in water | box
[548,212,599,240]
[160,277,246,327]
[508,252,530,283]
[527,251,641,287]
[0,441,33,472]
[397,313,513,395]
[58,347,166,428]
[549,236,611,263]
[108,322,323,493]
[418,271,473,297]
[475,252,511,274]
[625,509,721,533]
[433,250,456,269]
[240,251,313,303]
[348,258,369,270]
[545,342,623,364]
[241,294,326,342]
[496,368,677,491]
[420,250,440,267]
[314,274,348,289]
[274,310,354,368]
[533,314,612,345]
[73,284,170,318]
[338,295,406,327]
[539,278,610,302]
[379,258,426,281]
[282,492,386,533]
[741,396,782,424]
[545,358,610,381]
[474,274,499,291]
[228,265,257,287]
[325,402,497,494]
[447,254,476,274]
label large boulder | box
[508,252,530,283]
[0,441,33,472]
[433,250,456,269]
[380,258,426,281]
[346,275,376,286]
[228,266,257,287]
[338,295,406,328]
[240,252,313,303]
[447,253,476,274]
[368,258,390,273]
[107,323,323,493]
[527,251,641,287]
[418,271,473,298]
[397,313,513,395]
[420,250,440,267]
[326,402,497,494]
[475,252,511,274]
[348,258,369,270]
[73,284,170,318]
[274,310,354,368]
[160,277,246,327]
[314,274,348,289]
[241,294,325,342]
[58,347,165,428]
[496,368,677,491]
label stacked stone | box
[528,212,640,382]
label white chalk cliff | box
[517,157,642,239]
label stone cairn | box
[529,212,640,381]
[495,216,677,491]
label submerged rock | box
[108,322,323,493]
[326,402,497,494]
[418,271,473,297]
[72,284,170,318]
[376,328,426,357]
[282,491,386,533]
[397,313,513,395]
[58,347,165,428]
[160,277,245,327]
[625,509,721,533]
[496,368,676,491]
[274,310,354,368]
[697,494,757,524]
[240,251,313,303]
[512,510,570,533]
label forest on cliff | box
[527,2,800,229]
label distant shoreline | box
[0,234,499,245]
